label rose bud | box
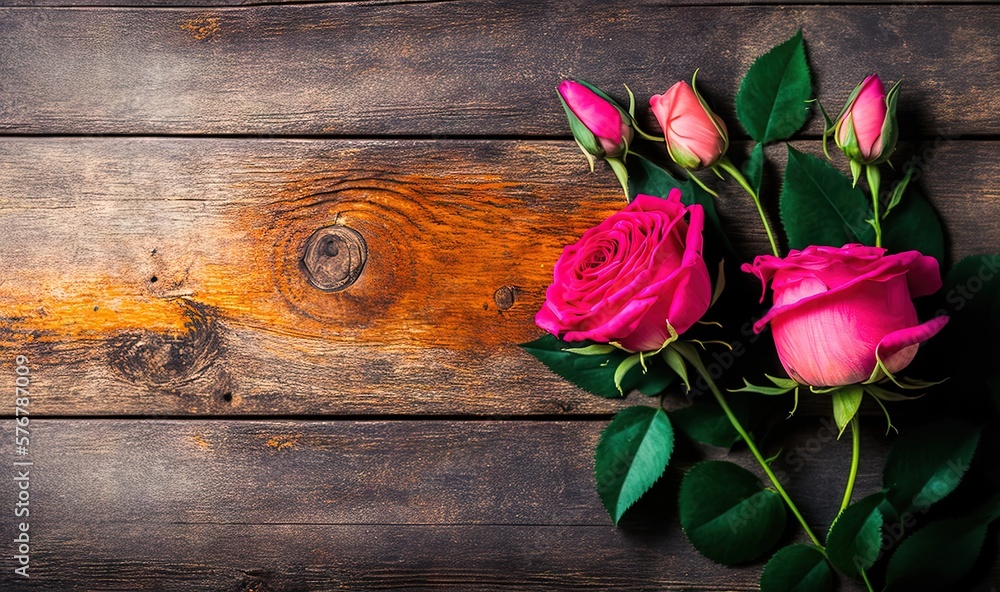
[650,79,728,170]
[743,244,948,387]
[535,189,712,352]
[557,79,633,163]
[834,75,900,165]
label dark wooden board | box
[3,0,994,7]
[0,4,996,136]
[0,138,995,416]
[0,418,903,591]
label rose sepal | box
[730,374,798,396]
[870,79,902,165]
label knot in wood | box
[301,225,368,292]
[493,285,518,311]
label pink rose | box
[650,81,728,170]
[536,189,712,352]
[743,244,948,387]
[835,74,899,164]
[558,80,633,158]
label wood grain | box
[0,418,899,591]
[0,4,996,136]
[0,138,995,415]
[4,0,994,7]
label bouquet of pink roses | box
[523,31,1000,591]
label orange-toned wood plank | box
[0,138,996,415]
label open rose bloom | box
[744,244,948,387]
[536,189,712,352]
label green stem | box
[716,156,780,257]
[675,345,823,548]
[687,172,719,198]
[860,567,876,592]
[632,127,665,143]
[840,415,861,513]
[866,164,882,248]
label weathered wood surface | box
[4,0,994,7]
[0,4,997,136]
[0,138,995,415]
[1,0,998,589]
[0,419,900,591]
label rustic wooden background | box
[0,0,998,590]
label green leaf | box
[679,461,787,565]
[743,143,765,196]
[826,492,884,577]
[759,544,834,592]
[884,517,989,591]
[595,406,674,524]
[780,146,876,250]
[636,363,676,396]
[735,30,813,143]
[832,386,863,438]
[670,395,749,448]
[883,419,982,514]
[881,190,945,265]
[521,334,672,399]
[884,162,915,215]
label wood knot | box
[300,226,368,292]
[107,300,221,388]
[493,285,519,311]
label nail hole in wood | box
[301,225,368,292]
[222,392,233,403]
[494,285,518,311]
[150,276,158,283]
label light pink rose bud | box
[743,244,947,387]
[557,80,633,159]
[835,75,900,165]
[536,189,712,352]
[650,81,729,170]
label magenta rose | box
[834,74,899,165]
[535,189,712,352]
[743,244,948,387]
[558,79,633,159]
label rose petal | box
[876,315,950,375]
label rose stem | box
[674,345,823,548]
[866,164,883,247]
[860,568,877,592]
[839,415,861,513]
[715,157,780,257]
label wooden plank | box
[3,0,994,8]
[1,138,996,415]
[0,4,997,136]
[0,418,896,590]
